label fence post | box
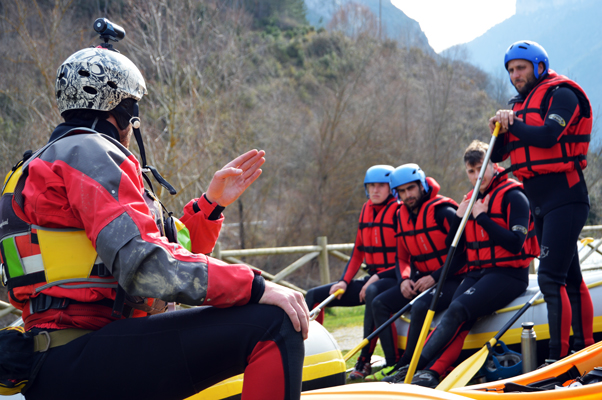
[318,236,330,285]
[213,241,221,260]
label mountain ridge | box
[445,0,602,145]
[304,0,435,55]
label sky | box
[391,0,517,53]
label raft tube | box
[189,320,346,400]
[301,382,472,399]
[450,340,602,400]
[394,271,602,360]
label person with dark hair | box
[489,40,594,363]
[388,141,539,388]
[0,40,307,399]
[366,164,464,382]
[305,165,399,380]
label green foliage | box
[239,0,308,30]
[323,305,367,331]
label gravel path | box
[330,325,363,351]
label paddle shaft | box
[309,289,345,321]
[436,290,543,391]
[404,123,501,383]
[343,288,432,362]
[493,291,542,343]
[436,240,594,391]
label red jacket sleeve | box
[340,229,365,284]
[180,195,223,255]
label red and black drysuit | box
[305,195,399,363]
[412,170,539,379]
[491,69,594,360]
[371,177,464,368]
[11,118,303,400]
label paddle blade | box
[436,339,497,391]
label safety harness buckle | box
[30,294,70,314]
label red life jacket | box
[356,197,399,274]
[396,178,457,274]
[462,172,539,272]
[503,70,592,181]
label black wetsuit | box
[492,86,594,360]
[305,198,398,362]
[372,204,464,367]
[414,186,531,377]
[25,305,303,400]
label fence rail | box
[3,228,602,320]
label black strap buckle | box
[30,294,70,313]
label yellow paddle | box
[404,122,502,384]
[436,290,542,391]
[343,287,432,362]
[309,289,345,321]
[435,236,594,391]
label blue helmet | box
[504,40,549,80]
[364,165,395,198]
[389,163,429,195]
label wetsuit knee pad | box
[364,283,382,304]
[538,272,562,293]
[411,297,430,319]
[420,303,469,363]
[440,302,469,328]
[371,294,386,313]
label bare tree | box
[328,2,379,41]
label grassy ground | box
[321,306,386,372]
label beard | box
[514,73,539,96]
[406,190,426,213]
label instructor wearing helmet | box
[489,40,594,363]
[305,165,399,380]
[368,164,464,382]
[1,24,307,400]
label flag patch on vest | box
[548,114,566,127]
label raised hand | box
[205,149,266,207]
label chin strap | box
[132,103,177,195]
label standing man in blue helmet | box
[489,40,594,363]
[305,165,399,380]
[366,164,465,382]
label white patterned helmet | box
[55,47,146,115]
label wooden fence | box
[2,227,602,320]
